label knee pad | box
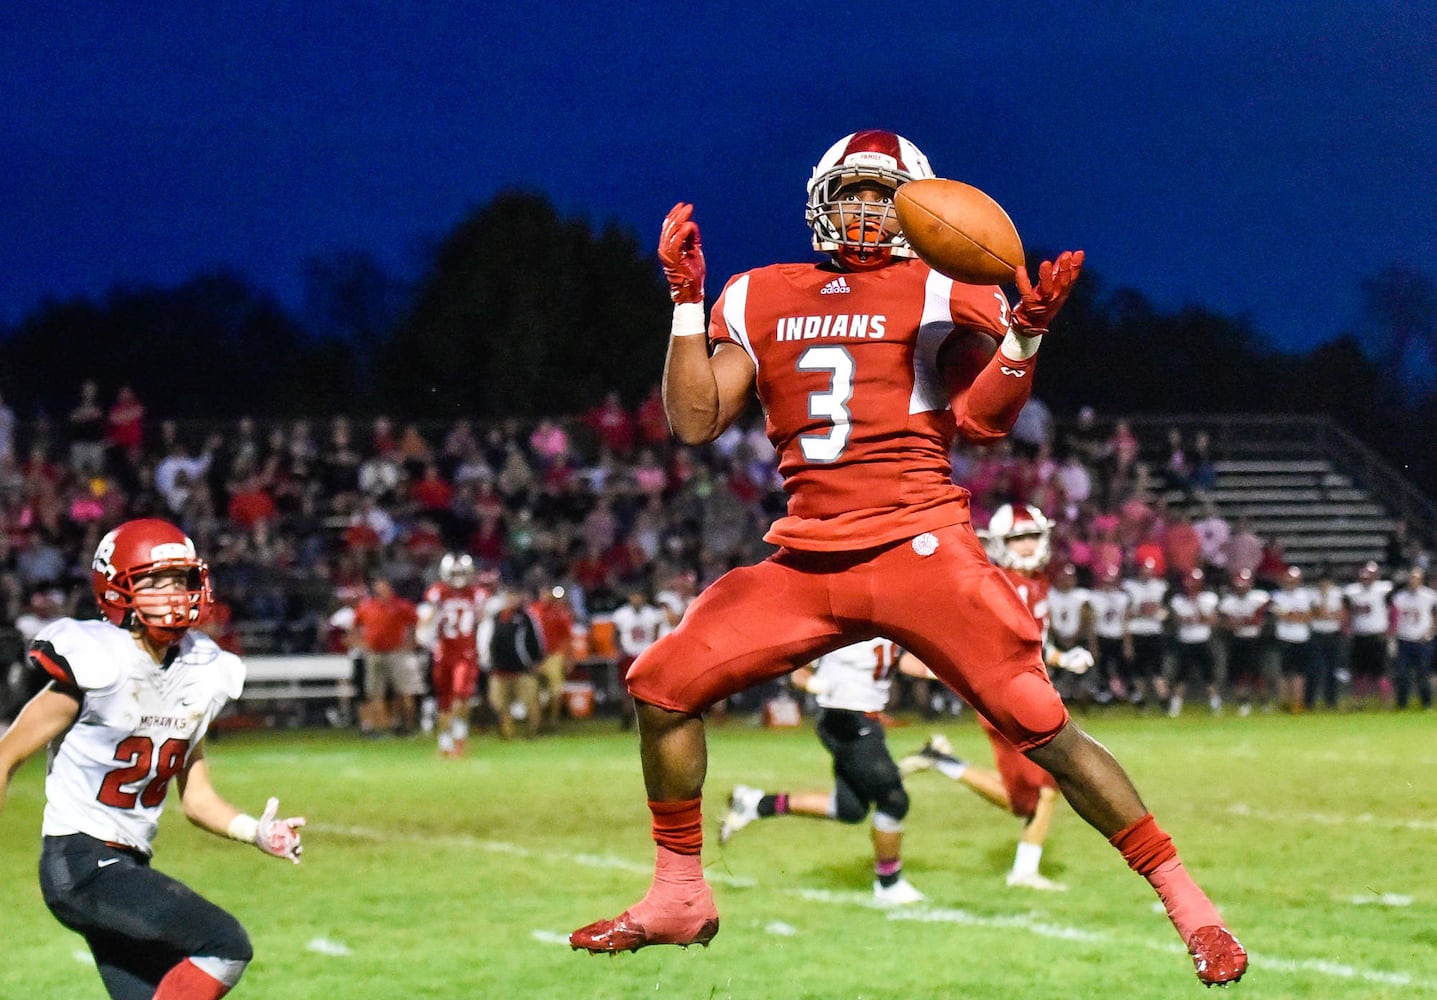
[190,955,250,989]
[986,668,1069,752]
[872,809,905,833]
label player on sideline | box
[0,518,304,1000]
[718,638,927,905]
[568,130,1245,986]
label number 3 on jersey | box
[798,345,855,463]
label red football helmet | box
[806,130,934,271]
[1183,567,1206,593]
[92,518,212,644]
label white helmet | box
[986,504,1051,572]
[439,552,475,587]
[806,130,934,269]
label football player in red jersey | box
[0,519,303,1000]
[569,131,1244,986]
[902,505,1090,891]
[418,553,490,757]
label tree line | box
[2,191,1433,495]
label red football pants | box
[432,656,479,712]
[626,523,1068,751]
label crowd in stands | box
[0,382,1432,720]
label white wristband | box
[670,301,706,338]
[1000,327,1044,361]
[227,813,259,844]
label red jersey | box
[353,595,418,653]
[423,582,489,665]
[1000,567,1051,642]
[709,257,1019,551]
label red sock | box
[649,797,703,855]
[1110,813,1224,942]
[153,959,232,1000]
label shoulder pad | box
[181,631,246,700]
[29,619,125,692]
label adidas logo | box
[819,276,851,295]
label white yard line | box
[1227,801,1437,832]
[318,822,1437,992]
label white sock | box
[452,717,469,741]
[1011,840,1043,879]
[936,758,968,781]
[437,732,454,753]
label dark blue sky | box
[3,3,1434,354]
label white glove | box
[255,797,305,863]
[792,672,828,696]
[1054,648,1094,675]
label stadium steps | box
[1122,414,1436,578]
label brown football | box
[894,178,1024,284]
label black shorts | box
[816,708,903,808]
[40,834,251,1000]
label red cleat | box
[569,909,719,953]
[1188,925,1248,987]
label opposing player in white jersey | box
[0,519,304,1000]
[1218,567,1271,715]
[1046,562,1097,703]
[1343,561,1394,705]
[718,637,926,905]
[1123,557,1170,707]
[1166,568,1222,716]
[1389,566,1437,710]
[1087,566,1133,703]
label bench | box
[239,654,357,703]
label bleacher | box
[1133,413,1436,577]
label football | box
[894,178,1024,284]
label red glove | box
[1012,249,1084,332]
[658,202,705,304]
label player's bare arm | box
[663,341,755,445]
[177,745,243,835]
[0,686,80,807]
[180,743,306,863]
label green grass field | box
[2,708,1434,999]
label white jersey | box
[1268,587,1315,643]
[1309,585,1346,635]
[1047,586,1091,644]
[652,588,693,639]
[1169,590,1219,644]
[1344,580,1393,637]
[1088,586,1131,640]
[1391,586,1437,642]
[811,638,901,714]
[1219,588,1269,639]
[29,618,243,855]
[1123,578,1169,636]
[609,603,666,658]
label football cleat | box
[1005,871,1068,892]
[1187,925,1248,987]
[718,785,764,845]
[898,734,959,777]
[872,877,926,906]
[569,887,720,954]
